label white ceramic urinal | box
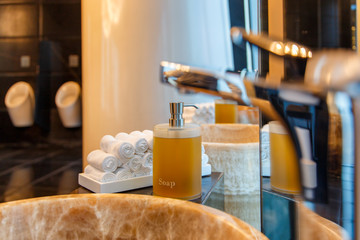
[55,81,81,128]
[5,81,35,127]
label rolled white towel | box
[125,155,144,172]
[100,135,135,163]
[131,130,153,149]
[135,152,145,157]
[114,167,133,180]
[129,133,149,153]
[110,140,136,166]
[192,104,216,124]
[142,130,153,135]
[129,130,142,136]
[84,165,116,183]
[100,135,117,153]
[200,106,207,114]
[202,153,209,165]
[142,130,154,150]
[201,144,205,154]
[129,131,147,142]
[87,149,118,172]
[115,132,129,139]
[133,165,152,177]
[142,152,153,167]
[116,132,148,154]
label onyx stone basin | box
[0,194,267,239]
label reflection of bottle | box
[269,121,301,195]
[215,99,237,123]
[4,167,34,202]
[153,102,201,200]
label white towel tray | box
[78,164,212,193]
[78,174,153,193]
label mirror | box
[255,0,357,239]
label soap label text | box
[158,178,176,188]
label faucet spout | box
[160,61,284,121]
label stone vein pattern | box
[298,203,349,240]
[201,124,260,195]
[201,124,261,231]
[0,194,267,240]
[201,124,259,143]
[203,142,260,195]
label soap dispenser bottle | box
[153,102,202,200]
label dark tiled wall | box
[228,0,246,72]
[0,0,81,144]
[284,0,352,49]
[282,0,352,80]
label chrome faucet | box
[160,27,360,239]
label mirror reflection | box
[160,3,359,234]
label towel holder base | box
[78,164,212,193]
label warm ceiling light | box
[291,44,299,56]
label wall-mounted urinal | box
[5,81,35,127]
[55,81,81,128]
